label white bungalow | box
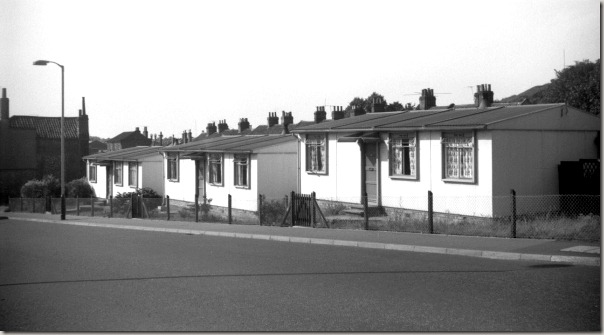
[83,146,164,198]
[291,85,600,217]
[159,133,298,213]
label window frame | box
[208,153,224,186]
[114,161,123,186]
[233,154,251,189]
[389,132,419,180]
[89,164,97,183]
[305,133,328,175]
[128,162,138,188]
[441,131,477,184]
[167,154,179,182]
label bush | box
[66,178,96,198]
[260,197,287,226]
[116,187,162,199]
[116,187,163,213]
[20,175,60,198]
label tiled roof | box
[291,104,578,132]
[107,131,134,143]
[9,116,81,139]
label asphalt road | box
[0,219,600,331]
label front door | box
[197,159,206,202]
[364,143,378,205]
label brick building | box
[106,127,152,151]
[0,88,89,202]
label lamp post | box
[33,60,65,220]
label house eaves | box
[160,134,295,154]
[84,146,162,161]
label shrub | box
[20,175,61,198]
[321,201,347,216]
[113,187,163,216]
[66,178,96,198]
[115,187,162,199]
[260,197,287,226]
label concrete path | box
[4,212,600,266]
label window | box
[442,132,475,182]
[114,161,123,186]
[306,134,327,174]
[89,164,97,183]
[390,133,417,178]
[209,153,223,185]
[234,154,250,188]
[128,162,138,187]
[167,154,179,181]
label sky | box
[1,0,600,139]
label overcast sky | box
[1,0,600,139]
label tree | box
[344,97,366,118]
[386,101,404,112]
[543,59,600,115]
[344,92,388,117]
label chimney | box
[352,104,365,117]
[182,130,188,143]
[135,127,140,133]
[267,112,279,127]
[371,97,386,113]
[143,126,148,138]
[474,84,494,108]
[238,118,250,133]
[159,132,163,145]
[419,88,437,110]
[206,122,217,135]
[281,111,293,128]
[1,88,9,121]
[332,106,344,120]
[314,106,326,123]
[188,130,193,142]
[218,119,229,133]
[77,97,89,142]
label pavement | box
[2,211,601,266]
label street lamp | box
[33,60,66,220]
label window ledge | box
[442,178,476,184]
[235,185,250,189]
[390,175,418,181]
[306,171,327,176]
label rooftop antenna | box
[563,49,566,69]
[466,86,474,101]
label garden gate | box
[282,191,328,227]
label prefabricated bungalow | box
[83,146,164,198]
[291,86,600,218]
[159,133,298,213]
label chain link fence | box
[7,191,601,241]
[313,192,600,241]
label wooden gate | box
[292,193,312,226]
[282,192,329,227]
